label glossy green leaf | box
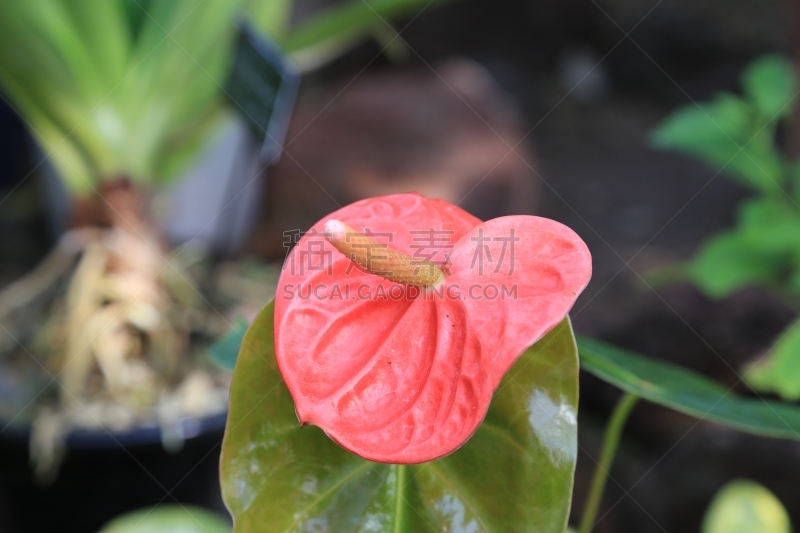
[99,505,231,533]
[746,321,800,401]
[221,301,578,532]
[742,55,798,120]
[578,337,800,439]
[651,94,783,192]
[702,480,791,533]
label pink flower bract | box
[275,193,591,463]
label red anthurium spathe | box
[275,193,591,463]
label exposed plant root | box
[0,229,89,354]
[1,221,239,481]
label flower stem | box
[578,392,639,533]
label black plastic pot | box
[0,413,228,533]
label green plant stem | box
[578,392,639,533]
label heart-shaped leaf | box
[220,301,579,532]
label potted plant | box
[0,1,454,530]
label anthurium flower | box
[275,193,591,463]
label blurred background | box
[0,0,797,531]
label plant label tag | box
[226,21,300,163]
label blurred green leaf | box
[99,505,231,533]
[62,0,131,86]
[652,94,783,192]
[155,104,226,181]
[25,112,97,196]
[685,198,800,297]
[702,480,791,533]
[789,161,800,204]
[0,2,122,180]
[122,0,245,182]
[789,251,800,294]
[221,301,578,532]
[284,0,454,69]
[578,336,800,439]
[738,198,800,253]
[738,127,789,191]
[652,94,749,158]
[0,0,245,189]
[15,0,106,100]
[208,316,249,371]
[0,0,457,193]
[687,230,784,297]
[121,0,155,39]
[246,0,293,40]
[285,0,436,51]
[742,55,798,121]
[372,23,413,63]
[746,321,800,401]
